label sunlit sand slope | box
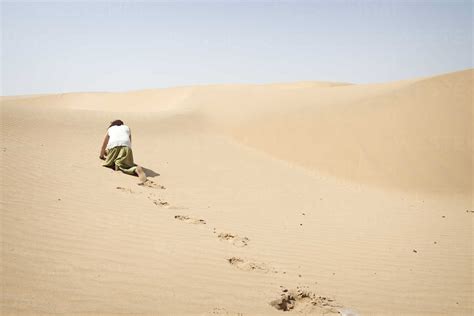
[1,70,472,315]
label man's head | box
[109,119,124,128]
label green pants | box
[102,146,138,175]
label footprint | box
[148,198,188,210]
[227,257,273,273]
[151,198,169,206]
[174,215,206,225]
[270,286,341,314]
[145,193,168,206]
[138,179,165,189]
[217,232,249,247]
[116,186,135,193]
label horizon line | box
[1,67,472,98]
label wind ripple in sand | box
[204,307,243,316]
[217,232,249,247]
[174,215,206,225]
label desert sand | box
[1,69,472,315]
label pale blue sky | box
[1,0,472,96]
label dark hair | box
[109,119,124,128]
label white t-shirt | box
[107,125,131,150]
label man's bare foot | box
[136,165,147,184]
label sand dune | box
[5,70,469,195]
[222,70,472,195]
[1,70,472,315]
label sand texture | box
[1,69,472,315]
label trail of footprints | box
[116,181,348,314]
[115,183,248,246]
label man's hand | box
[100,133,110,161]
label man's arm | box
[100,134,110,159]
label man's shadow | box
[142,167,160,178]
